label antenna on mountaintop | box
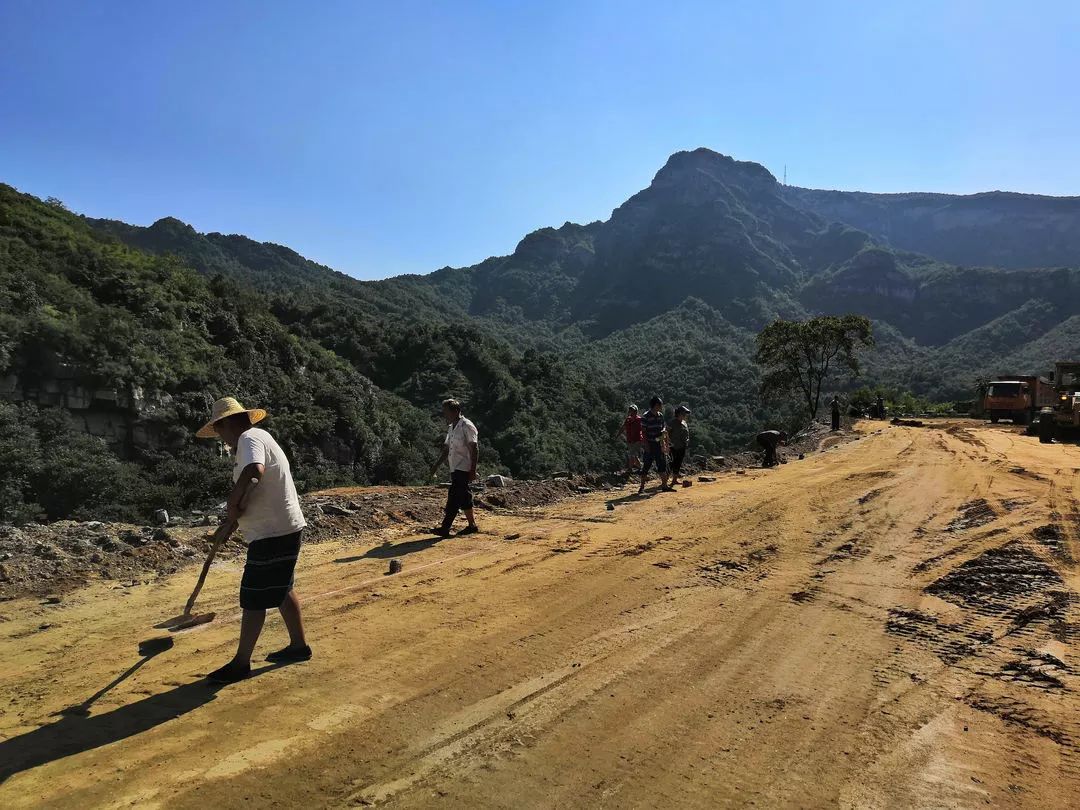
[783,165,787,186]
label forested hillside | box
[0,188,444,521]
[5,146,1080,522]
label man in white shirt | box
[429,398,480,537]
[195,397,311,684]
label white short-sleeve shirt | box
[445,417,479,472]
[233,427,307,544]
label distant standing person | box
[430,399,480,537]
[757,429,788,468]
[667,405,691,488]
[639,396,670,493]
[831,396,841,431]
[614,404,643,473]
[876,393,886,420]
[196,397,311,684]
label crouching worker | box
[197,397,310,684]
[757,429,788,468]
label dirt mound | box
[0,521,213,601]
[0,478,590,601]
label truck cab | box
[985,380,1029,424]
[985,374,1054,425]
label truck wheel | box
[990,412,1000,424]
[1016,411,1028,425]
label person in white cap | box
[196,397,310,683]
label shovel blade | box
[157,611,216,631]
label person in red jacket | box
[614,405,643,473]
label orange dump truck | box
[984,376,1055,424]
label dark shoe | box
[457,524,480,536]
[207,661,251,684]
[428,527,452,538]
[266,644,312,663]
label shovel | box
[158,477,259,631]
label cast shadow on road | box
[55,637,175,719]
[334,535,446,564]
[607,489,665,507]
[0,661,283,784]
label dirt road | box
[2,421,1079,808]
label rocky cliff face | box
[0,354,180,451]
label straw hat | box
[196,397,267,438]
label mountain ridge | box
[785,184,1080,269]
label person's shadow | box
[0,640,281,784]
[55,637,175,718]
[334,535,444,564]
[607,489,661,506]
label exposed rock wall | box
[0,364,181,453]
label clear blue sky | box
[2,1,1077,279]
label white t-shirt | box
[233,427,307,544]
[445,416,479,472]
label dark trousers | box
[757,436,779,466]
[641,441,668,475]
[670,446,686,479]
[831,410,840,431]
[442,470,474,530]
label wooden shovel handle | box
[184,542,220,615]
[183,477,259,614]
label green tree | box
[755,315,874,421]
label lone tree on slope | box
[755,314,874,422]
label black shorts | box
[240,531,302,610]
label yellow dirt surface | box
[2,421,1079,808]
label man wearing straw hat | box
[196,397,311,683]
